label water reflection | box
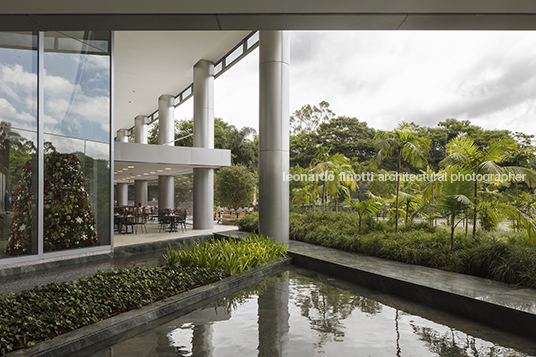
[411,326,528,357]
[291,273,382,351]
[82,267,535,357]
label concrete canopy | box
[113,31,249,132]
[114,143,231,183]
[3,0,536,31]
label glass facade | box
[0,31,111,260]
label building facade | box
[0,31,112,263]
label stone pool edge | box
[6,257,292,357]
[288,240,536,341]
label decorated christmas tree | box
[4,159,34,256]
[5,145,98,255]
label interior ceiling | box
[113,31,250,132]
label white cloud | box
[0,97,35,123]
[0,64,36,101]
[283,31,536,136]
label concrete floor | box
[113,219,238,247]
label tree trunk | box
[472,179,478,238]
[322,185,326,213]
[465,210,469,236]
[395,150,401,234]
[451,213,456,252]
[450,225,455,252]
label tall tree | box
[290,100,334,136]
[310,146,357,212]
[371,122,431,234]
[214,166,255,217]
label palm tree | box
[398,192,422,225]
[427,168,475,252]
[371,122,431,234]
[349,199,381,233]
[421,166,445,226]
[440,135,536,238]
[310,147,357,212]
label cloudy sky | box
[175,31,536,139]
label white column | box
[258,31,290,245]
[116,128,129,207]
[116,128,128,143]
[158,95,175,146]
[134,115,148,207]
[116,183,128,206]
[134,115,148,144]
[158,95,175,210]
[193,60,215,229]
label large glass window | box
[43,135,110,252]
[0,32,38,258]
[0,30,111,259]
[42,31,111,253]
[44,31,110,143]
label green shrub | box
[164,234,287,275]
[289,210,536,288]
[236,212,258,232]
[0,266,225,355]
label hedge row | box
[237,211,536,288]
[0,266,226,355]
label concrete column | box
[134,115,148,144]
[158,95,175,146]
[158,176,174,210]
[116,128,128,143]
[116,128,130,207]
[134,115,148,207]
[134,180,147,207]
[193,60,215,229]
[258,31,290,245]
[158,95,175,209]
[116,183,128,206]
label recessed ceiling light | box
[165,168,171,170]
[143,173,148,175]
[157,170,163,172]
[128,165,134,169]
[150,171,156,174]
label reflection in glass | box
[0,32,37,131]
[2,126,37,257]
[84,140,110,246]
[0,31,38,257]
[43,135,110,252]
[44,31,110,143]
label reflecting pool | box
[80,266,536,356]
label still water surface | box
[83,266,536,356]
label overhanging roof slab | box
[114,142,231,182]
